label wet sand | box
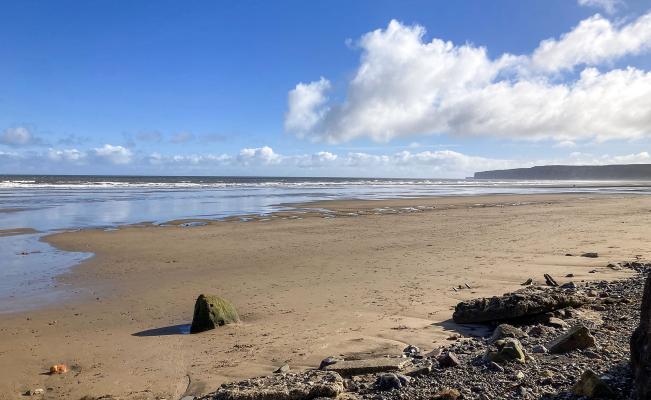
[0,194,647,399]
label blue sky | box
[2,0,651,177]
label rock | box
[531,344,547,353]
[438,352,460,368]
[25,388,45,396]
[403,344,420,357]
[488,324,528,344]
[547,324,596,353]
[485,338,526,364]
[403,361,433,377]
[211,370,343,400]
[375,373,402,390]
[572,370,615,398]
[544,274,558,287]
[528,325,552,337]
[515,371,525,380]
[566,273,574,277]
[433,388,461,399]
[581,252,599,258]
[632,272,651,399]
[190,294,239,334]
[560,282,576,289]
[487,361,504,372]
[453,287,586,324]
[274,364,290,374]
[318,356,340,370]
[546,317,569,329]
[375,373,409,390]
[180,397,195,400]
[521,278,533,286]
[322,357,410,377]
[424,348,443,359]
[583,350,600,359]
[49,364,68,374]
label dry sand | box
[0,194,648,399]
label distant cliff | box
[474,164,651,180]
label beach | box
[0,193,647,399]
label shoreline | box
[1,193,648,399]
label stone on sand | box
[322,357,410,377]
[453,287,585,324]
[209,370,343,400]
[547,324,596,353]
[572,370,615,398]
[488,324,528,344]
[190,294,239,334]
[485,338,526,364]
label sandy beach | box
[0,194,647,400]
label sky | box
[2,0,651,178]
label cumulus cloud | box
[48,148,86,163]
[237,146,282,165]
[0,126,43,147]
[531,12,651,73]
[285,78,331,137]
[285,15,651,144]
[577,0,623,14]
[91,144,133,164]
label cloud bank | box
[3,144,651,178]
[285,12,651,144]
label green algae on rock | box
[190,294,240,333]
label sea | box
[2,174,651,313]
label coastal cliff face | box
[474,164,651,180]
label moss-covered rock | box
[485,338,526,364]
[190,294,239,333]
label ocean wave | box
[0,177,641,190]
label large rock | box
[208,370,343,400]
[572,370,615,398]
[547,324,596,353]
[632,273,651,399]
[453,287,586,324]
[190,294,240,334]
[488,324,528,344]
[322,358,410,377]
[485,338,526,364]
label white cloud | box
[237,146,282,165]
[91,144,133,164]
[577,0,623,14]
[554,140,577,148]
[568,150,651,164]
[285,15,651,144]
[48,148,86,163]
[531,12,651,73]
[4,144,651,177]
[285,77,331,137]
[0,126,41,146]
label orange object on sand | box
[49,364,68,374]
